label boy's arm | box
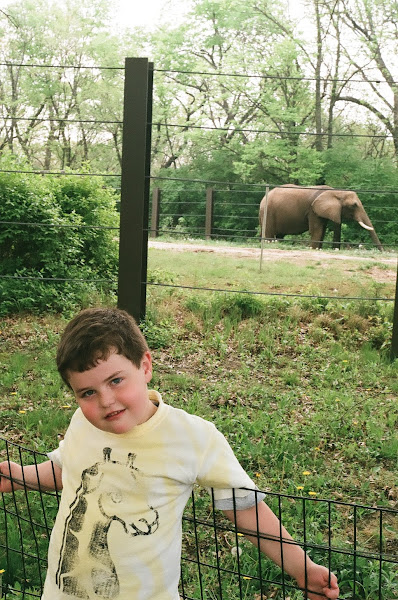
[0,460,63,492]
[223,501,339,600]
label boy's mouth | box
[105,409,125,420]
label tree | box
[335,0,398,158]
[0,0,131,172]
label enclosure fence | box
[0,437,397,600]
[1,57,398,354]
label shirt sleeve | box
[195,423,265,509]
[47,439,64,468]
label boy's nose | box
[99,391,115,408]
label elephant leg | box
[332,223,341,249]
[309,220,327,249]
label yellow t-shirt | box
[43,391,262,600]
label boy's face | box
[67,350,155,434]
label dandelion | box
[342,360,348,363]
[353,420,358,425]
[10,392,17,396]
[62,405,71,409]
[18,410,26,414]
[314,447,321,451]
[237,533,244,537]
[309,491,317,496]
[296,486,304,491]
[254,472,261,478]
[302,471,311,476]
[243,576,252,580]
[0,569,4,573]
[335,398,341,402]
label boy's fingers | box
[324,585,339,599]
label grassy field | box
[0,242,397,598]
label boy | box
[0,308,339,600]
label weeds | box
[0,283,397,597]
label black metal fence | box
[1,56,398,354]
[1,437,397,599]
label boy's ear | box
[142,351,152,382]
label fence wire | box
[0,438,397,600]
[1,58,397,318]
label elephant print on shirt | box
[55,448,159,599]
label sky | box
[111,0,192,29]
[113,0,313,41]
[0,0,192,29]
[112,0,309,32]
[0,0,309,32]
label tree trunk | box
[314,0,323,152]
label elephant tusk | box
[358,221,373,231]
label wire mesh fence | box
[0,437,397,600]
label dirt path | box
[149,240,396,264]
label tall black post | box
[205,188,214,240]
[390,258,398,360]
[118,58,153,322]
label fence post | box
[205,188,214,240]
[117,57,153,322]
[390,258,398,360]
[150,187,160,238]
[259,185,269,272]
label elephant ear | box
[311,191,341,224]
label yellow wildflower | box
[18,410,26,414]
[62,405,71,409]
[302,471,311,476]
[309,491,317,496]
[296,486,304,491]
[10,392,17,396]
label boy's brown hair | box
[56,307,149,387]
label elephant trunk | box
[368,227,384,252]
[356,215,383,251]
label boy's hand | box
[296,561,339,599]
[0,460,62,492]
[0,461,23,492]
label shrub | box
[0,161,119,315]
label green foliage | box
[0,161,118,315]
[1,0,398,250]
[187,292,266,325]
[154,178,262,240]
[323,144,398,247]
[1,294,397,598]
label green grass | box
[0,245,397,598]
[147,242,396,299]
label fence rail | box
[0,437,397,600]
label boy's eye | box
[112,377,122,385]
[81,389,95,398]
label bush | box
[0,161,119,315]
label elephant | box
[259,184,383,251]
